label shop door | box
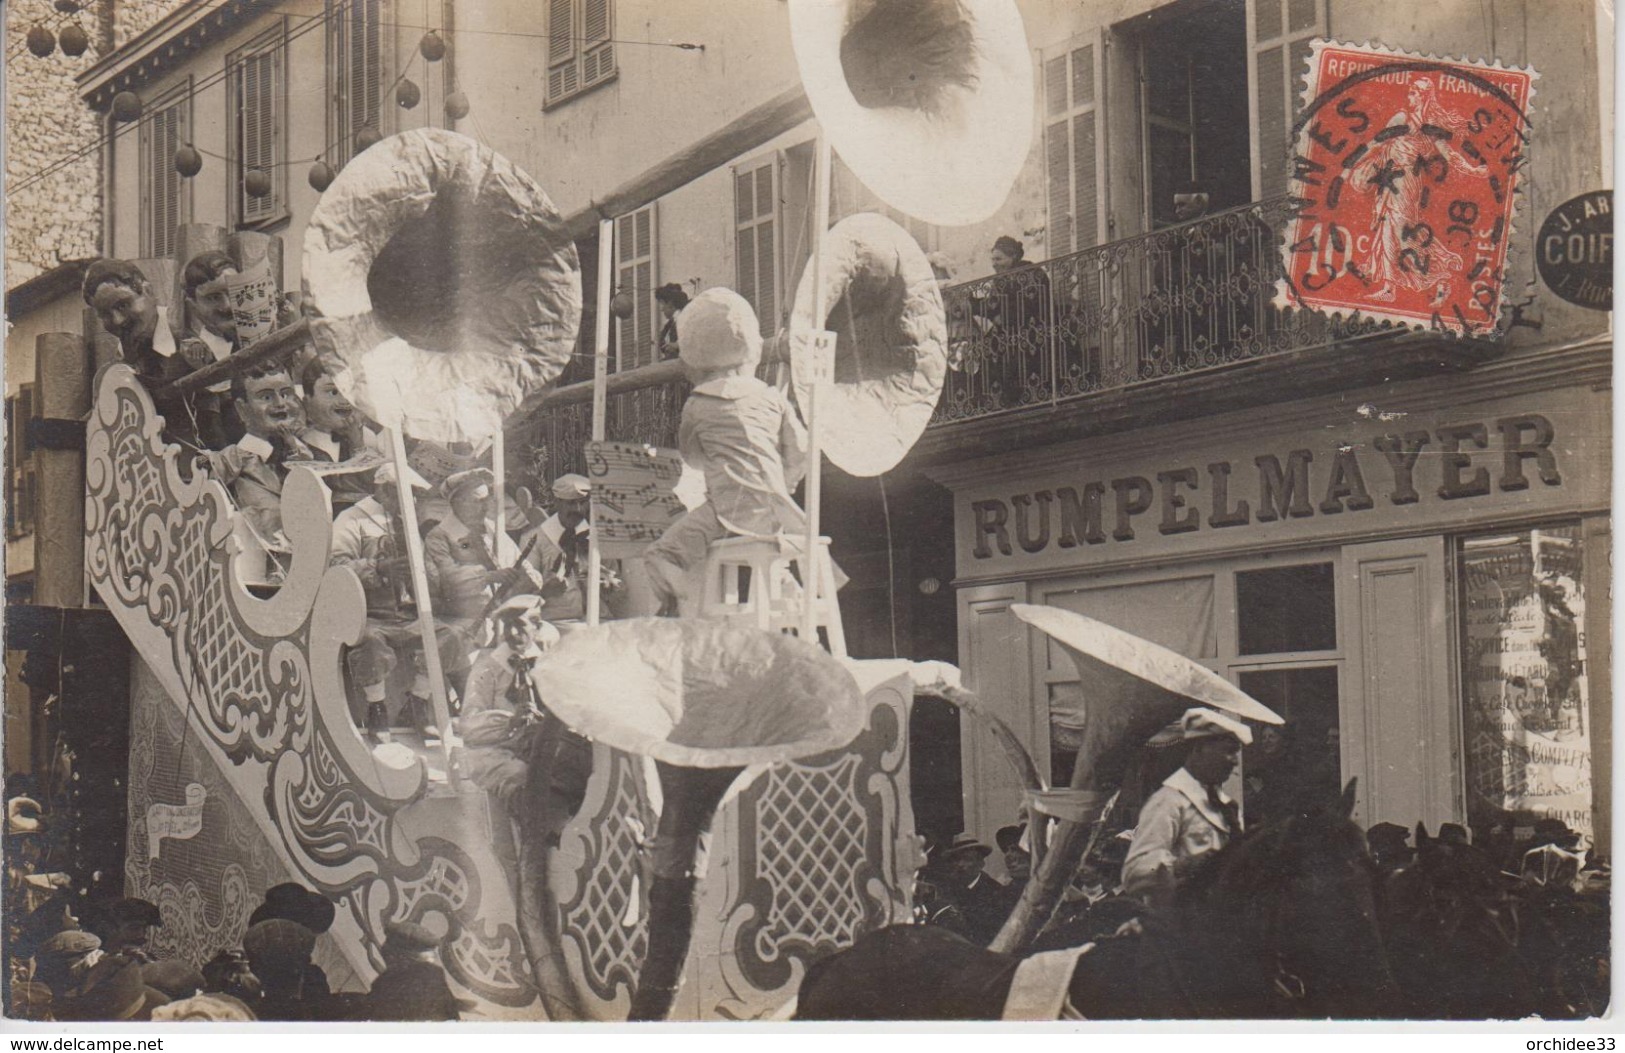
[1337,538,1459,830]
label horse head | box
[1199,777,1396,1016]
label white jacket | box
[1121,767,1235,900]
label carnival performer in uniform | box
[642,288,814,613]
[1122,708,1249,908]
[521,474,593,622]
[425,468,540,622]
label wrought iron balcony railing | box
[934,196,1383,423]
[527,198,1397,478]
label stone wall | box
[4,0,188,285]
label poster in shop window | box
[1461,527,1591,842]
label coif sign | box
[1536,190,1612,310]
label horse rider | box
[1122,708,1250,910]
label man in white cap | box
[425,467,535,621]
[1121,707,1250,907]
[642,287,810,612]
[521,474,594,622]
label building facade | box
[35,0,1618,861]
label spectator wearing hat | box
[993,823,1031,916]
[52,957,170,1022]
[932,833,1009,945]
[1366,822,1415,874]
[33,930,105,1002]
[241,918,330,1022]
[655,283,690,360]
[969,235,1052,390]
[201,948,261,1004]
[248,884,336,997]
[1123,708,1250,907]
[355,920,471,1021]
[82,898,162,964]
[151,992,258,1022]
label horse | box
[795,779,1394,1020]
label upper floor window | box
[139,81,191,258]
[327,0,384,168]
[229,22,289,229]
[733,155,780,338]
[545,0,616,108]
[614,203,658,371]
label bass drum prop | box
[303,128,582,443]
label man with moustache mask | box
[82,259,202,448]
[298,358,377,515]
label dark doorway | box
[1135,0,1251,227]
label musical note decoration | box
[585,441,694,557]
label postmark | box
[1535,190,1613,310]
[1276,41,1538,337]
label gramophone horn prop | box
[790,212,947,477]
[302,128,581,443]
[990,604,1282,956]
[789,0,1034,227]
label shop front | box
[931,346,1610,860]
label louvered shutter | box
[548,0,578,101]
[615,204,657,371]
[142,91,187,258]
[581,0,613,86]
[241,52,270,222]
[1043,35,1105,257]
[352,0,381,142]
[733,158,781,337]
[1249,0,1326,198]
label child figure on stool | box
[643,288,824,614]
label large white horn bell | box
[790,0,1034,227]
[302,129,582,443]
[790,212,947,477]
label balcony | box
[919,197,1497,460]
[527,199,1497,478]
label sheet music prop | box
[586,441,704,557]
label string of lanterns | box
[23,1,91,59]
[128,29,469,199]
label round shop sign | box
[1536,190,1613,311]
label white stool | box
[694,535,847,658]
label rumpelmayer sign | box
[945,387,1607,582]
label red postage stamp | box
[1276,41,1537,336]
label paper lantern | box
[58,23,88,57]
[53,1,81,13]
[26,26,56,58]
[396,79,421,110]
[174,145,202,178]
[244,169,272,198]
[609,286,635,320]
[308,160,335,192]
[444,91,470,120]
[354,125,382,152]
[419,31,446,61]
[111,92,142,122]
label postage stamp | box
[1275,40,1538,336]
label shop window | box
[1459,525,1592,845]
[230,22,288,229]
[1236,562,1335,655]
[1238,666,1341,827]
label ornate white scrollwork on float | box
[86,364,539,1015]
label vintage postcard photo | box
[0,0,1613,1026]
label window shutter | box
[234,27,285,226]
[734,158,781,337]
[549,0,576,66]
[1043,36,1105,257]
[329,0,383,166]
[582,0,612,84]
[614,204,657,371]
[142,92,187,258]
[1249,0,1326,199]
